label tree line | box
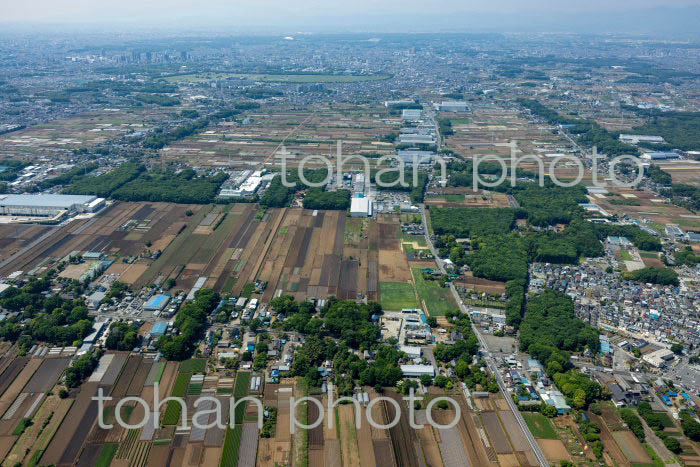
[519,290,603,409]
[64,161,145,196]
[156,289,220,360]
[0,274,94,351]
[112,169,228,204]
[142,109,240,149]
[259,169,331,209]
[518,98,638,156]
[301,189,351,210]
[38,163,98,190]
[430,207,518,238]
[622,266,679,286]
[270,295,403,394]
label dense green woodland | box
[64,161,145,196]
[675,247,700,266]
[0,274,94,351]
[156,289,220,360]
[622,266,679,286]
[65,349,102,388]
[105,321,141,351]
[681,412,700,442]
[512,184,588,227]
[134,94,180,106]
[65,164,228,204]
[466,234,529,282]
[112,169,228,204]
[631,110,700,151]
[661,183,700,211]
[519,290,603,409]
[646,165,672,185]
[444,167,588,227]
[446,159,535,188]
[430,207,517,237]
[259,169,356,209]
[301,189,351,210]
[259,169,331,208]
[520,290,599,355]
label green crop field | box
[12,418,32,436]
[379,282,418,310]
[652,411,674,427]
[162,372,191,425]
[411,268,456,316]
[232,372,252,423]
[522,413,559,439]
[179,358,206,373]
[618,249,633,261]
[401,233,427,246]
[220,424,244,467]
[155,361,166,383]
[241,283,255,298]
[96,444,118,467]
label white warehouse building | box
[0,194,103,217]
[400,364,435,378]
[350,197,372,217]
[438,101,468,112]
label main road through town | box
[420,204,549,467]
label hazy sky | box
[3,0,700,35]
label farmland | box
[0,108,173,159]
[379,281,418,310]
[522,413,559,439]
[157,105,399,170]
[411,267,456,316]
[0,201,202,282]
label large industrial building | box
[0,194,104,217]
[619,134,665,144]
[401,109,422,121]
[397,149,436,165]
[398,133,436,146]
[641,151,680,161]
[438,101,468,112]
[143,293,171,312]
[400,364,435,377]
[643,348,675,368]
[350,197,373,217]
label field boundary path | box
[641,416,681,467]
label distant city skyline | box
[3,0,700,37]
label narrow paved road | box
[420,204,549,467]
